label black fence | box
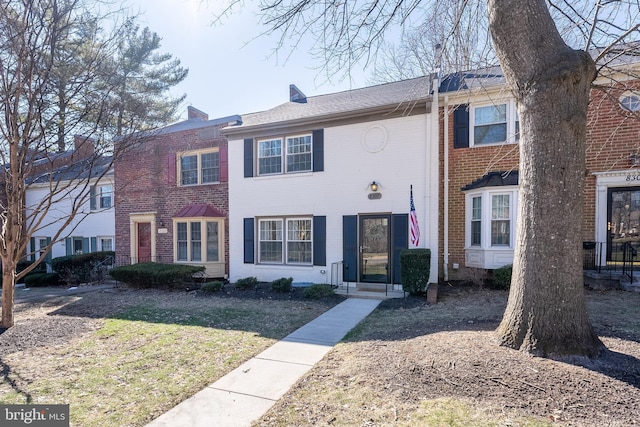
[583,241,637,281]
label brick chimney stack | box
[188,106,209,121]
[73,135,95,157]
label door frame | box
[359,214,392,283]
[606,186,640,262]
[129,212,157,264]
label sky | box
[130,0,373,121]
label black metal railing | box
[583,241,637,280]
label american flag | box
[410,185,420,246]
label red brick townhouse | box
[438,62,640,281]
[114,107,241,278]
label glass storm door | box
[607,187,640,261]
[359,215,391,283]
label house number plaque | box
[368,193,382,200]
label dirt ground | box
[1,283,640,426]
[260,285,640,426]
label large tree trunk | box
[489,0,604,357]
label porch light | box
[370,181,379,192]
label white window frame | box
[173,218,224,263]
[470,100,519,147]
[99,185,113,209]
[620,91,640,112]
[98,236,114,252]
[465,189,517,249]
[257,216,313,265]
[464,187,518,269]
[177,148,220,186]
[257,133,313,176]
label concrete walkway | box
[146,298,382,427]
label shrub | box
[400,249,431,295]
[52,251,115,284]
[303,284,335,299]
[458,267,489,288]
[17,260,46,274]
[271,277,293,293]
[492,264,513,290]
[24,272,63,287]
[235,276,258,290]
[200,281,224,293]
[108,262,205,289]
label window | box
[178,149,219,186]
[258,217,312,264]
[463,101,519,147]
[286,135,312,173]
[287,218,312,263]
[99,185,112,209]
[473,103,508,145]
[465,189,517,250]
[471,196,482,246]
[257,134,312,176]
[491,195,511,246]
[73,237,84,254]
[258,139,282,175]
[90,184,113,210]
[175,219,222,263]
[620,92,640,112]
[100,238,113,252]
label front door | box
[607,187,640,261]
[359,215,391,283]
[137,222,152,263]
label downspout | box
[443,94,450,282]
[429,74,439,284]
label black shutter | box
[244,138,254,178]
[312,129,324,172]
[392,214,409,285]
[243,218,255,263]
[89,186,96,210]
[453,104,469,148]
[313,216,326,266]
[342,215,357,282]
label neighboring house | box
[222,82,440,289]
[439,63,640,279]
[114,106,241,278]
[24,137,114,264]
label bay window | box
[175,219,223,263]
[463,176,518,269]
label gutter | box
[221,102,431,138]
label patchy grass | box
[258,287,640,427]
[0,287,341,426]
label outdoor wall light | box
[370,181,379,192]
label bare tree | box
[0,0,178,328]
[371,0,495,83]
[218,0,639,358]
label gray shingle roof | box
[27,155,113,184]
[226,75,434,132]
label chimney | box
[289,84,307,103]
[188,106,209,121]
[74,135,95,157]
